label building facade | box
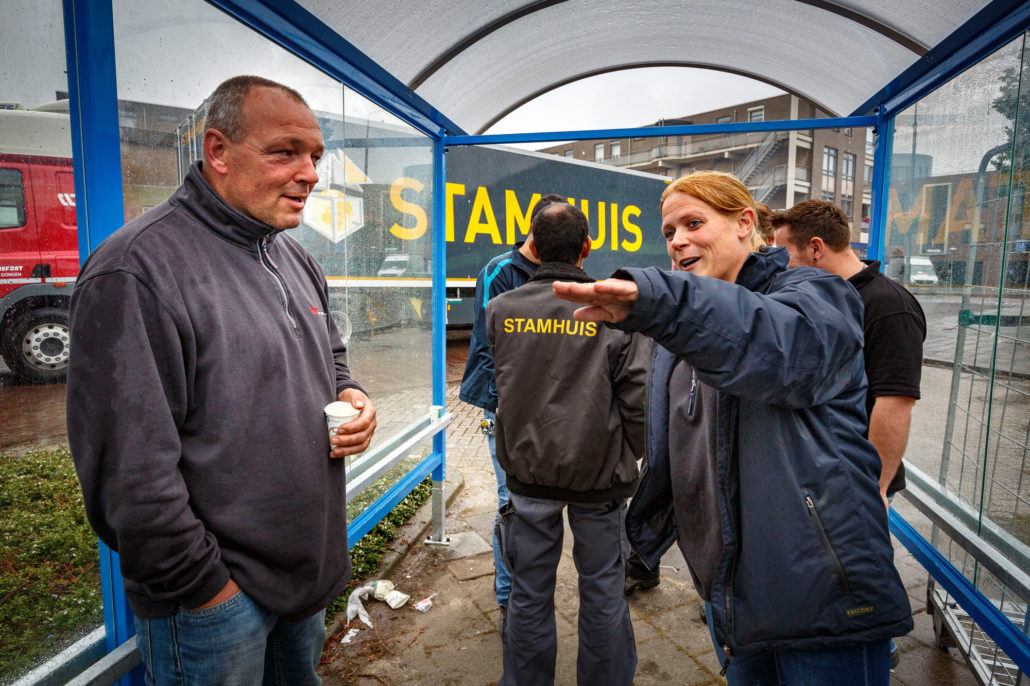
[539,94,874,242]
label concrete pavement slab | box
[448,554,495,582]
[463,511,497,540]
[440,531,492,560]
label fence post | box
[426,136,450,545]
[867,106,894,263]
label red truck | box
[0,104,77,384]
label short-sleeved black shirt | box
[848,261,927,494]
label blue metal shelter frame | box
[43,0,1030,682]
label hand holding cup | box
[326,388,377,458]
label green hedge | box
[0,444,433,681]
[0,446,101,681]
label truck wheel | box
[3,308,70,384]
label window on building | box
[594,143,605,162]
[823,147,838,178]
[843,128,852,136]
[865,128,875,156]
[840,195,854,216]
[864,162,873,183]
[842,153,855,181]
[840,153,855,217]
[748,107,764,123]
[0,169,26,228]
[564,149,573,158]
[821,146,837,201]
[716,115,733,124]
[611,141,621,158]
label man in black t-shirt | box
[773,200,926,503]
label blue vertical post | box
[63,0,126,257]
[428,136,448,542]
[867,106,895,262]
[63,0,142,681]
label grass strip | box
[0,446,101,682]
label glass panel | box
[887,31,1030,663]
[306,86,434,512]
[111,0,436,532]
[450,123,876,323]
[444,144,669,301]
[0,1,102,681]
[990,35,1030,553]
[533,125,871,237]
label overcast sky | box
[485,68,783,144]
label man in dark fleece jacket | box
[67,76,377,685]
[488,202,649,686]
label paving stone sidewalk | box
[319,382,979,686]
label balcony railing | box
[617,130,798,168]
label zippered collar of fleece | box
[529,261,594,284]
[169,161,282,252]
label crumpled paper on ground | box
[346,583,375,628]
[347,580,412,628]
[372,580,410,609]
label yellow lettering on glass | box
[446,182,466,242]
[621,205,642,252]
[506,190,541,244]
[389,177,427,240]
[465,186,502,244]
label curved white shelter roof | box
[298,0,992,133]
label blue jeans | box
[133,590,326,685]
[726,639,890,686]
[485,410,512,607]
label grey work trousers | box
[499,493,637,686]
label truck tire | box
[2,308,71,384]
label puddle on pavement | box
[0,373,69,451]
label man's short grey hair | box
[203,75,309,147]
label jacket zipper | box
[259,236,299,333]
[718,392,735,675]
[805,494,853,596]
[687,367,697,416]
[721,545,736,674]
[642,343,658,474]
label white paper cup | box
[325,400,360,438]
